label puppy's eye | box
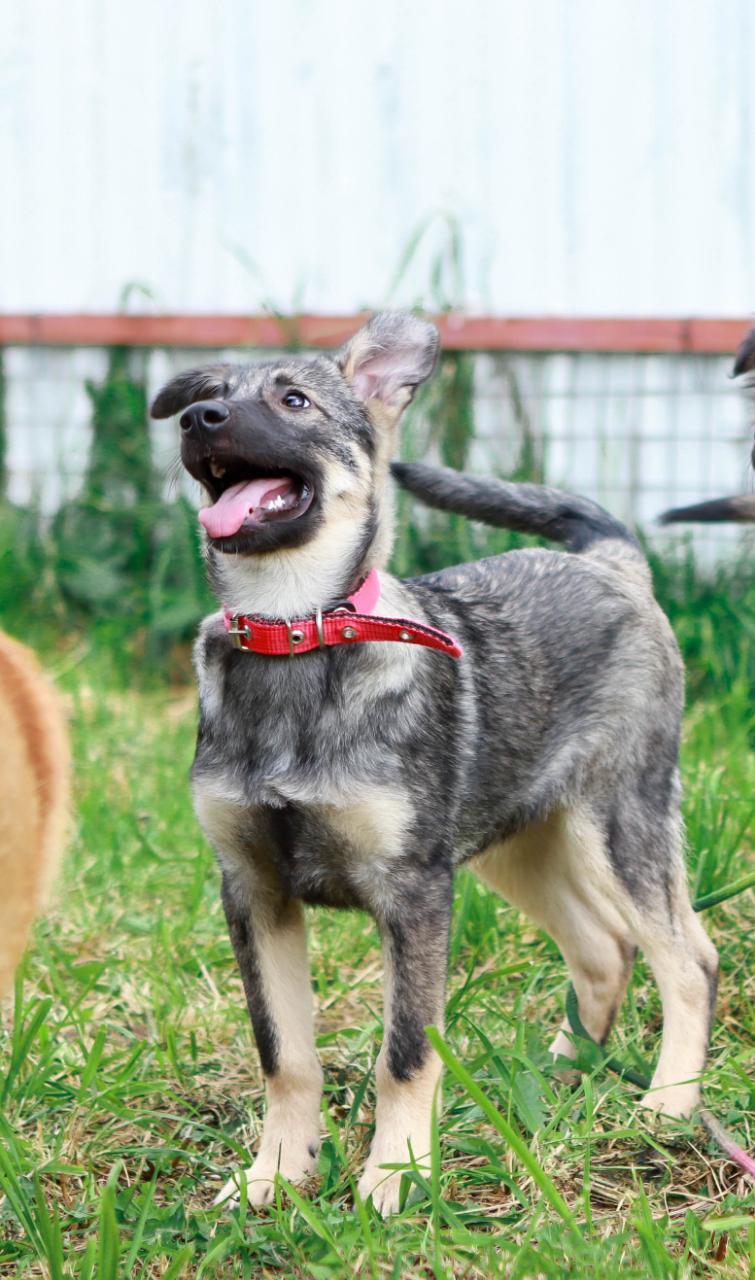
[282,389,310,410]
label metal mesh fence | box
[4,345,754,565]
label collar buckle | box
[227,619,251,649]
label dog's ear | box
[337,312,439,422]
[733,326,755,377]
[150,365,234,419]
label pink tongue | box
[199,477,294,539]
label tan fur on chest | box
[318,784,412,860]
[193,774,411,916]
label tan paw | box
[550,1027,583,1077]
[357,1144,428,1217]
[549,1026,578,1062]
[640,1081,700,1119]
[214,1139,319,1209]
[357,1163,408,1217]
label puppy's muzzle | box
[179,397,322,552]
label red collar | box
[223,569,463,659]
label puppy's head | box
[151,312,438,558]
[733,324,755,468]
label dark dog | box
[733,324,755,468]
[660,494,755,524]
[152,313,718,1215]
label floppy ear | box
[150,364,234,419]
[337,312,439,420]
[733,326,755,377]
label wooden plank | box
[0,313,749,354]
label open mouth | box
[196,459,315,541]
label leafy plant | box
[52,345,157,611]
[8,343,213,668]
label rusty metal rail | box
[0,314,750,353]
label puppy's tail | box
[658,494,755,524]
[392,461,641,555]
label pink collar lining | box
[342,568,382,614]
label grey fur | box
[392,460,642,551]
[153,311,718,1212]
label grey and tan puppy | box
[152,313,718,1215]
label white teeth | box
[264,494,288,511]
[209,461,226,479]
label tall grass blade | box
[425,1026,581,1238]
[693,868,755,912]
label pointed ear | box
[150,364,234,418]
[337,312,439,420]
[733,326,755,377]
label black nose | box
[179,399,230,432]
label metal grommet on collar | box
[287,622,305,656]
[341,626,357,640]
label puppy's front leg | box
[358,873,452,1216]
[216,874,323,1207]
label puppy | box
[0,632,69,996]
[152,312,718,1215]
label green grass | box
[1,607,754,1277]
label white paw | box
[549,1028,578,1062]
[640,1081,700,1119]
[357,1145,428,1217]
[214,1140,319,1209]
[357,1163,408,1217]
[548,1027,582,1085]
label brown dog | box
[0,632,69,996]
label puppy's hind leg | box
[609,813,718,1118]
[472,809,637,1063]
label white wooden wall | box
[2,0,754,315]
